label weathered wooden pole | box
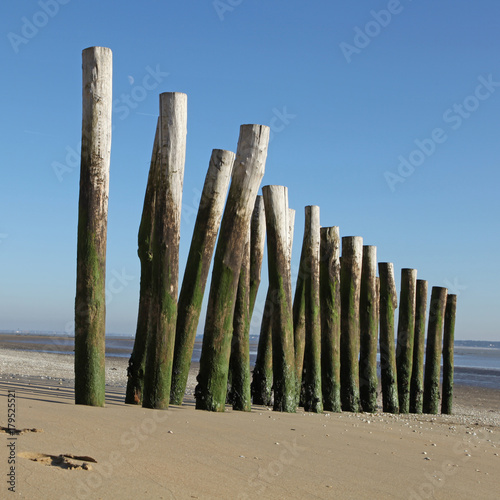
[228,196,266,407]
[301,206,322,413]
[287,208,296,292]
[340,236,363,412]
[248,197,272,406]
[441,294,457,415]
[195,124,269,412]
[292,219,307,404]
[170,149,234,405]
[249,196,267,315]
[251,289,274,405]
[250,205,293,407]
[410,279,428,413]
[126,120,159,405]
[142,92,187,409]
[378,262,399,413]
[422,286,448,414]
[396,268,417,414]
[262,185,296,412]
[320,226,341,412]
[74,46,112,407]
[359,245,378,413]
[228,226,252,411]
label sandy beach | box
[1,348,499,499]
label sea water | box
[1,332,498,390]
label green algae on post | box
[410,279,428,414]
[340,236,363,412]
[75,46,112,407]
[195,124,269,412]
[228,227,252,411]
[359,245,378,413]
[396,268,417,414]
[251,288,274,405]
[142,92,187,410]
[441,294,457,415]
[423,286,448,414]
[302,206,323,413]
[169,149,234,405]
[320,226,341,413]
[292,223,307,405]
[126,120,160,405]
[262,185,296,412]
[378,262,399,414]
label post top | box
[82,46,112,53]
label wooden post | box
[301,206,322,413]
[340,236,363,412]
[441,294,457,414]
[229,196,266,408]
[378,262,399,413]
[396,268,417,414]
[142,92,187,409]
[250,210,294,411]
[74,46,112,407]
[262,185,296,412]
[228,226,252,411]
[359,245,378,413]
[292,220,307,404]
[126,120,159,405]
[170,149,234,405]
[287,208,296,299]
[249,197,273,406]
[251,289,274,405]
[196,124,269,412]
[422,286,448,414]
[249,196,266,316]
[410,279,428,413]
[320,226,341,412]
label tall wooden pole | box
[410,279,428,413]
[396,268,417,414]
[251,289,274,405]
[74,46,112,407]
[292,219,307,404]
[228,226,252,411]
[340,236,363,412]
[170,149,234,405]
[378,262,399,413]
[229,196,266,408]
[422,286,447,414]
[142,92,187,409]
[249,196,266,316]
[359,245,378,413]
[441,294,457,415]
[196,124,269,412]
[248,197,270,406]
[126,120,159,405]
[302,206,322,413]
[262,185,296,412]
[287,208,296,298]
[320,226,341,412]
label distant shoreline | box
[1,331,498,347]
[1,333,500,392]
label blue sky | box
[0,0,499,340]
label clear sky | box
[1,1,499,341]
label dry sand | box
[0,348,499,499]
